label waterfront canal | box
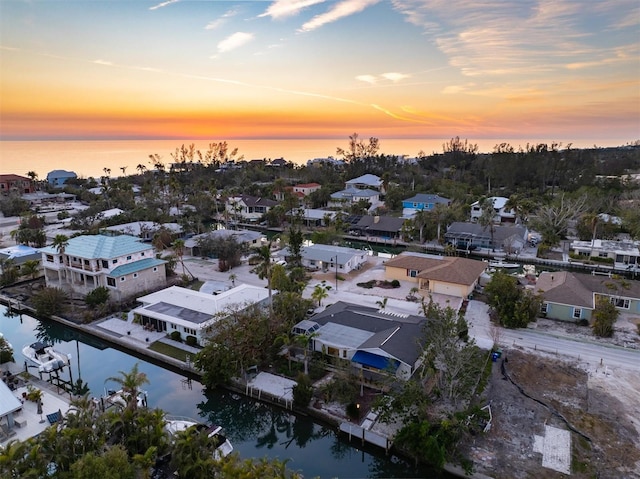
[0,305,446,478]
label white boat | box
[103,388,148,409]
[164,415,234,458]
[22,342,71,372]
[488,260,520,269]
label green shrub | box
[185,335,197,346]
[346,402,361,420]
[292,373,313,408]
[391,279,400,288]
[85,286,110,308]
[170,331,182,342]
[357,280,376,289]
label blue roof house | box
[39,234,166,302]
[402,193,451,219]
[46,170,77,187]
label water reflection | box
[1,306,444,478]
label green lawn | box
[148,341,191,362]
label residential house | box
[46,170,77,187]
[470,196,516,223]
[132,284,271,345]
[39,234,167,301]
[345,174,385,193]
[268,158,289,168]
[292,183,321,197]
[290,208,336,228]
[184,229,263,257]
[329,187,380,211]
[226,195,278,223]
[569,239,640,272]
[384,252,486,298]
[401,193,451,219]
[445,222,528,252]
[536,271,640,322]
[306,157,345,168]
[348,215,407,240]
[0,379,23,437]
[280,243,368,274]
[292,301,426,380]
[0,245,41,274]
[104,221,183,242]
[0,174,34,195]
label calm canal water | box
[0,305,446,478]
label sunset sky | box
[1,0,638,143]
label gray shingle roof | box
[312,302,426,365]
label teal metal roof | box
[109,258,166,277]
[40,234,151,259]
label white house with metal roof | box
[39,234,167,301]
[280,243,368,274]
[132,284,271,345]
[345,174,384,192]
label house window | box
[153,267,158,272]
[141,252,145,257]
[126,255,132,260]
[120,277,126,282]
[408,270,418,278]
[112,259,118,264]
[107,277,116,287]
[610,297,630,309]
[133,273,138,278]
[540,303,548,314]
[46,255,54,263]
[573,308,581,319]
[598,252,608,258]
[102,260,108,268]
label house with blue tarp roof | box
[39,234,166,302]
[293,301,426,380]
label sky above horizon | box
[1,0,639,143]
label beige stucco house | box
[384,252,486,298]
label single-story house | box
[445,222,528,252]
[292,183,321,197]
[46,169,77,187]
[184,229,263,257]
[401,193,451,219]
[104,221,183,241]
[384,252,486,298]
[0,245,41,274]
[569,239,640,272]
[293,301,426,380]
[536,271,640,322]
[280,243,368,274]
[132,284,271,346]
[349,215,407,240]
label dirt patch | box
[464,349,640,478]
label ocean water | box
[0,137,631,179]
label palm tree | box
[133,446,157,479]
[376,297,388,310]
[477,197,496,251]
[172,239,193,280]
[20,259,40,280]
[250,242,274,317]
[105,363,149,411]
[311,284,329,307]
[120,166,128,176]
[412,210,429,243]
[228,273,237,286]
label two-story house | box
[401,193,451,219]
[292,183,321,197]
[470,196,516,223]
[226,195,279,223]
[0,174,34,196]
[39,234,166,302]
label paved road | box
[465,300,640,371]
